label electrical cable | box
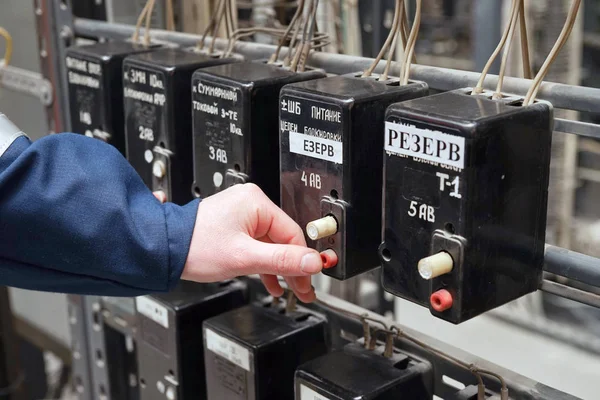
[209,0,228,53]
[283,14,305,66]
[132,0,151,44]
[290,0,316,70]
[472,0,521,95]
[0,27,13,66]
[519,0,532,79]
[143,0,157,46]
[166,0,175,31]
[379,0,403,81]
[493,0,522,99]
[400,0,421,85]
[295,0,320,71]
[362,0,402,78]
[270,0,306,63]
[523,0,582,106]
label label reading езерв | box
[205,328,251,372]
[289,131,343,164]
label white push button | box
[418,252,454,280]
[306,216,338,240]
[153,160,166,179]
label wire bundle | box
[362,0,421,85]
[523,0,582,106]
[133,0,176,46]
[268,0,330,72]
[472,0,531,98]
[474,0,581,106]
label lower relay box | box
[123,48,239,204]
[135,280,248,400]
[203,299,328,400]
[101,297,139,400]
[191,62,325,203]
[279,74,428,280]
[66,41,159,155]
[380,89,553,324]
[295,341,433,400]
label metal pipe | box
[544,245,600,289]
[74,18,600,113]
[540,280,600,309]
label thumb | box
[238,239,323,277]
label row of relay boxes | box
[70,281,443,400]
[66,42,553,325]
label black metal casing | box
[101,297,140,400]
[295,341,433,400]
[135,280,248,400]
[203,300,328,400]
[123,48,238,204]
[192,62,325,203]
[66,41,158,154]
[380,90,553,323]
[280,75,428,280]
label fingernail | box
[301,253,323,274]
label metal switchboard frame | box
[67,295,94,400]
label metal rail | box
[74,19,600,115]
[73,18,600,297]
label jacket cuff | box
[164,198,201,290]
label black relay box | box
[280,74,428,280]
[135,280,248,400]
[191,62,325,203]
[123,48,239,204]
[295,341,433,400]
[66,41,159,155]
[101,297,140,400]
[380,89,553,324]
[203,299,328,400]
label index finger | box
[251,194,307,247]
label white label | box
[289,131,343,164]
[205,329,251,372]
[385,121,465,170]
[300,384,331,400]
[135,296,169,328]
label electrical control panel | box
[123,48,239,204]
[203,299,328,400]
[380,89,553,323]
[135,280,248,400]
[280,74,428,280]
[295,340,433,400]
[66,41,159,155]
[191,62,325,203]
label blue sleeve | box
[0,128,199,296]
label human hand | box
[181,184,323,303]
[153,191,167,203]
